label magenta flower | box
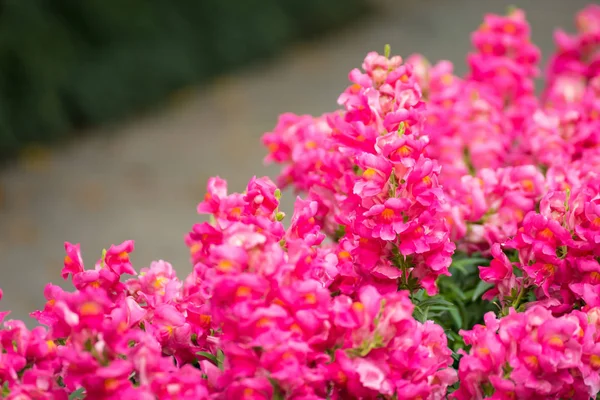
[62,242,84,279]
[353,153,392,198]
[362,198,411,241]
[3,7,600,399]
[455,307,600,399]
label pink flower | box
[353,153,392,198]
[62,242,84,279]
[287,197,324,245]
[355,357,393,395]
[455,307,599,399]
[104,240,136,276]
[185,222,223,264]
[362,198,411,240]
[244,176,280,217]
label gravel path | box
[0,0,590,323]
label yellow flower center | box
[256,317,271,328]
[305,140,317,149]
[217,260,234,272]
[381,208,395,221]
[304,293,317,304]
[200,314,211,326]
[504,23,516,34]
[521,179,534,192]
[538,228,553,239]
[350,83,362,93]
[104,378,119,391]
[476,347,490,356]
[235,286,252,298]
[80,301,102,316]
[547,335,564,349]
[190,243,202,255]
[394,145,412,158]
[525,355,539,369]
[441,73,453,85]
[543,263,556,275]
[152,276,169,289]
[363,168,377,179]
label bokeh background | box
[0,0,592,323]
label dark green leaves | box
[412,293,458,324]
[471,280,494,302]
[333,225,346,242]
[414,252,495,354]
[196,348,225,370]
[68,388,86,400]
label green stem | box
[512,284,526,310]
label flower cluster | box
[184,176,457,398]
[480,178,600,314]
[1,5,600,400]
[476,4,600,315]
[264,48,455,296]
[454,306,600,399]
[2,242,211,400]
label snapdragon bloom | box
[454,306,600,399]
[1,6,600,399]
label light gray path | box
[0,0,591,323]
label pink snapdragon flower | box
[454,306,600,399]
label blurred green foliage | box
[412,252,496,366]
[0,0,368,160]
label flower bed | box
[1,5,600,400]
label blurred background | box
[0,0,592,323]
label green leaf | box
[269,377,285,400]
[439,280,467,301]
[412,305,427,323]
[450,262,468,275]
[416,297,455,309]
[411,289,425,302]
[471,281,494,302]
[197,351,218,365]
[69,388,86,400]
[333,225,346,242]
[462,147,476,176]
[420,306,429,322]
[448,306,463,330]
[216,349,225,370]
[451,257,489,274]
